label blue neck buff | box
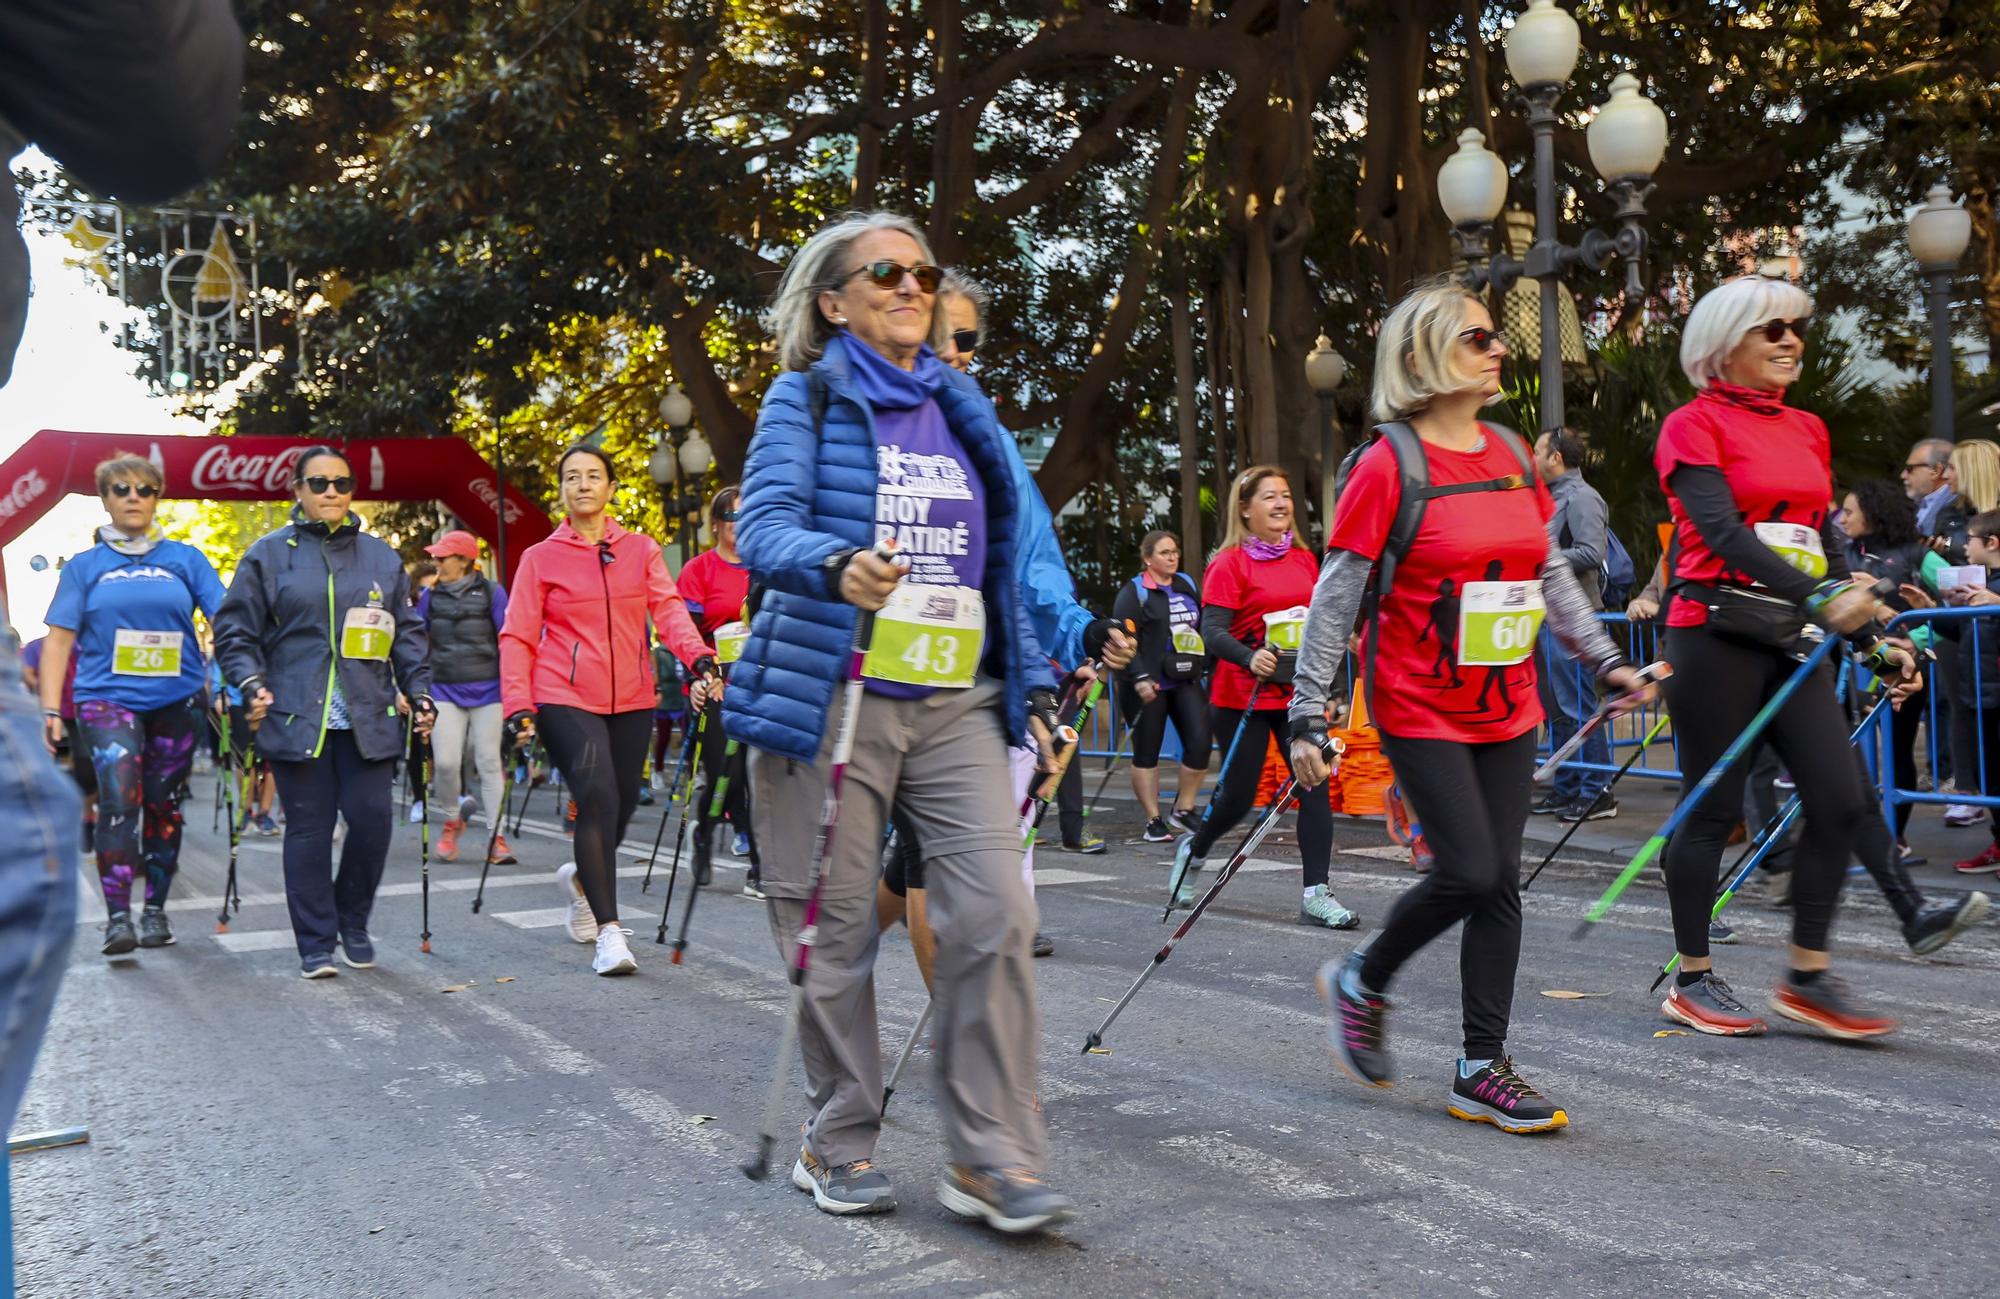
[842,331,946,410]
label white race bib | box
[112,629,184,677]
[340,607,395,661]
[1171,627,1206,657]
[863,583,986,689]
[1753,521,1827,580]
[1456,580,1545,667]
[1263,606,1308,652]
[715,622,750,666]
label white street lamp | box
[1304,334,1348,532]
[678,429,713,479]
[1438,129,1509,229]
[1304,334,1348,395]
[1586,73,1668,183]
[1909,183,1973,442]
[1504,0,1580,90]
[648,443,679,487]
[1908,184,1973,269]
[658,382,693,429]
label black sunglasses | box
[951,328,979,355]
[107,482,160,499]
[1458,326,1508,354]
[847,260,943,294]
[1754,318,1810,343]
[303,475,355,495]
[719,509,739,522]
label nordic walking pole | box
[1572,633,1842,939]
[1523,710,1672,892]
[1646,695,1890,992]
[654,706,712,943]
[509,743,543,835]
[881,997,934,1115]
[473,730,519,914]
[1530,661,1673,784]
[1164,680,1261,917]
[671,734,738,963]
[1084,736,1343,1054]
[414,718,434,954]
[214,705,244,933]
[642,716,696,891]
[744,541,899,1182]
[1021,635,1124,850]
[1085,704,1132,815]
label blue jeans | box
[267,729,394,960]
[1536,630,1608,804]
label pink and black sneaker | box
[1316,954,1393,1088]
[1447,1057,1569,1134]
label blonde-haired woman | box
[1641,275,1921,1042]
[1933,438,2000,827]
[1168,464,1358,930]
[39,454,227,956]
[1288,277,1648,1132]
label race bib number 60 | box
[1457,580,1545,667]
[864,584,986,689]
[341,607,395,661]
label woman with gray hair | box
[725,211,1076,1233]
[1645,275,1921,1042]
[1287,277,1652,1133]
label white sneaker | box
[1946,803,1984,827]
[555,862,599,943]
[593,925,638,976]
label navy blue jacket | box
[725,335,1059,764]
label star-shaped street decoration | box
[61,213,116,287]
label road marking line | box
[461,1000,595,1076]
[1030,868,1116,887]
[493,907,571,930]
[212,929,297,953]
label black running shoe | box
[1530,791,1567,815]
[1316,953,1393,1088]
[1032,932,1054,958]
[1172,808,1202,836]
[1904,892,1990,956]
[1447,1057,1569,1133]
[938,1165,1075,1234]
[101,911,138,957]
[136,907,175,948]
[1559,795,1618,823]
[1141,817,1174,843]
[693,831,714,887]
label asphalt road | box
[13,768,1998,1298]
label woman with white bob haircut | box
[1647,274,1923,1041]
[1289,276,1652,1133]
[725,211,1078,1233]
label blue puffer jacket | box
[726,335,1059,764]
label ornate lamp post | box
[652,382,703,565]
[1438,0,1669,433]
[1907,184,1972,444]
[1303,334,1348,531]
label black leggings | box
[1186,706,1329,888]
[537,705,652,925]
[1885,674,1926,837]
[1660,626,1889,961]
[1120,682,1213,770]
[691,696,759,866]
[1365,730,1535,1060]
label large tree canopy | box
[37,0,1998,597]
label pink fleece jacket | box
[500,518,710,717]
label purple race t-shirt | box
[867,400,987,699]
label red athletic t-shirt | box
[1329,427,1555,743]
[1654,389,1832,627]
[675,549,751,640]
[1201,544,1320,711]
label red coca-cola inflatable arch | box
[0,431,551,602]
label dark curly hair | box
[1844,478,1917,547]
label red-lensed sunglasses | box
[1753,318,1810,343]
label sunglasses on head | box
[303,475,355,495]
[848,260,943,294]
[1753,318,1810,344]
[951,328,979,355]
[1458,326,1508,354]
[107,482,159,499]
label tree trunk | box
[1171,272,1201,557]
[1969,177,1999,354]
[1204,287,1230,560]
[853,0,889,206]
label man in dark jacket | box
[1532,428,1617,822]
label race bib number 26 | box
[112,629,184,677]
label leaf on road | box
[496,976,516,983]
[441,982,476,994]
[1085,1047,1112,1056]
[1540,990,1610,999]
[369,1226,385,1234]
[690,1114,717,1125]
[1653,1029,1688,1038]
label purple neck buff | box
[1242,532,1294,561]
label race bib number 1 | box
[1263,606,1308,652]
[864,584,986,689]
[112,629,184,677]
[341,607,395,661]
[1753,521,1828,580]
[1457,580,1545,668]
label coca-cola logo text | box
[189,445,306,494]
[469,477,524,524]
[0,468,48,522]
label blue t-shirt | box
[45,540,228,712]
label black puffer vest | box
[428,575,500,685]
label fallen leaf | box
[690,1114,717,1125]
[369,1226,385,1234]
[441,982,475,994]
[1653,1029,1688,1038]
[1540,990,1610,1000]
[496,976,516,984]
[1767,1169,1789,1175]
[1085,1047,1112,1056]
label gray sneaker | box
[938,1165,1075,1234]
[137,906,176,948]
[791,1139,895,1215]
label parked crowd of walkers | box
[15,209,1996,1238]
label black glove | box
[413,693,438,720]
[1028,688,1062,738]
[691,655,719,682]
[1287,713,1329,747]
[1082,618,1120,661]
[504,710,536,750]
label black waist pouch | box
[1680,583,1814,654]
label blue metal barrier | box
[1874,606,2000,837]
[1534,614,1682,784]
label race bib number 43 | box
[341,607,395,661]
[112,629,184,677]
[1457,580,1545,667]
[864,584,986,689]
